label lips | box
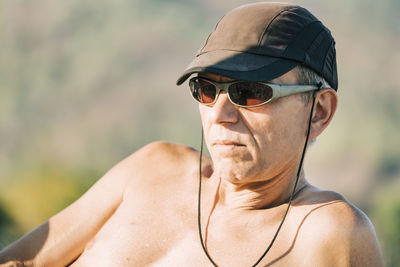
[212,140,245,146]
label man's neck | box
[215,170,307,211]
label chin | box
[213,161,256,183]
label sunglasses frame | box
[189,77,320,108]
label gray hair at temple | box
[296,64,333,104]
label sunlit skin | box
[199,71,313,210]
[0,69,384,267]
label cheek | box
[249,107,308,158]
[199,105,211,131]
[198,105,214,148]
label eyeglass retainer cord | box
[197,83,322,267]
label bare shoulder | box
[120,141,209,176]
[131,141,201,164]
[115,141,212,194]
[294,186,384,266]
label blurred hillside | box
[0,0,399,265]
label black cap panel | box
[177,2,338,90]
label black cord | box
[198,85,321,266]
[198,129,218,266]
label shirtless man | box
[0,2,383,266]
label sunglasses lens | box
[229,82,273,106]
[189,78,216,104]
[189,78,274,107]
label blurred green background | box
[0,0,399,265]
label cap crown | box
[178,2,338,90]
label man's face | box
[198,69,311,184]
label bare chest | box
[70,184,211,266]
[71,209,317,266]
[70,183,322,267]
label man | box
[0,2,383,266]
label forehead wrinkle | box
[270,68,300,85]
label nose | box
[209,92,239,124]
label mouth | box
[213,140,246,147]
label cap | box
[176,2,338,90]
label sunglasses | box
[189,77,319,107]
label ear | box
[309,89,338,139]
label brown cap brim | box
[176,49,298,85]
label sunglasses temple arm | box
[274,85,318,99]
